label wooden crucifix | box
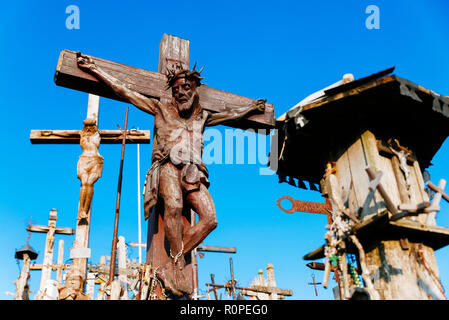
[207,260,293,300]
[30,94,150,289]
[25,209,74,298]
[54,33,275,298]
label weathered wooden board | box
[54,49,275,130]
[335,150,360,215]
[376,155,401,209]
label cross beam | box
[26,225,74,235]
[30,129,150,144]
[54,49,275,131]
[206,282,293,297]
[129,242,236,254]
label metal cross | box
[308,274,322,297]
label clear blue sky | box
[1,1,449,300]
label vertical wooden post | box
[146,33,193,299]
[56,240,64,286]
[137,143,142,264]
[191,210,199,300]
[14,253,31,300]
[266,264,278,300]
[39,209,58,294]
[117,236,129,300]
[86,272,96,299]
[97,256,107,300]
[229,258,236,300]
[71,94,101,280]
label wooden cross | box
[393,179,449,221]
[206,260,293,300]
[29,239,66,287]
[277,195,333,224]
[53,34,275,298]
[308,274,322,297]
[30,94,150,282]
[26,209,74,296]
[30,95,150,145]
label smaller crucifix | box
[30,94,150,290]
[206,260,293,300]
[308,274,322,297]
[25,209,74,298]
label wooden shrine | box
[274,67,449,299]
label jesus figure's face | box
[172,77,199,115]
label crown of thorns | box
[166,62,204,89]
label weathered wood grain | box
[54,49,275,130]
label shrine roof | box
[272,67,449,187]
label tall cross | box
[26,209,74,296]
[30,95,150,283]
[53,34,275,299]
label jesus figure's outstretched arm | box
[76,52,162,116]
[205,98,266,127]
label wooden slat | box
[30,129,151,144]
[54,49,275,130]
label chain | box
[417,246,446,299]
[170,242,184,265]
[148,267,167,300]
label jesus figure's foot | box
[156,260,193,297]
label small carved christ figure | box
[388,138,412,191]
[58,269,89,300]
[76,52,266,297]
[77,118,103,220]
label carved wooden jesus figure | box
[77,118,103,220]
[76,53,266,296]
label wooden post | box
[117,236,129,300]
[96,256,107,300]
[39,209,57,295]
[146,34,193,299]
[70,94,101,282]
[14,253,31,300]
[86,272,96,299]
[190,210,199,300]
[56,240,64,286]
[265,264,278,300]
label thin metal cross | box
[308,274,322,297]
